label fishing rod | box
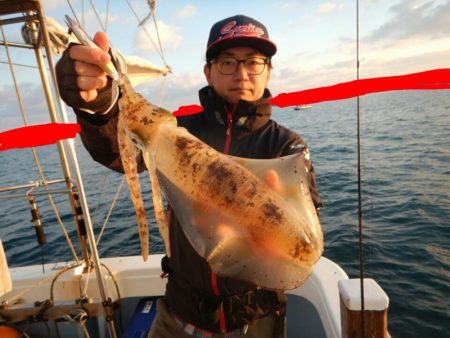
[356,0,366,336]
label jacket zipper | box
[223,104,237,155]
[210,103,238,333]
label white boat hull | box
[1,255,347,338]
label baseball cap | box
[206,15,277,62]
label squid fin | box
[157,152,322,290]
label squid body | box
[117,75,323,290]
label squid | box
[117,74,323,290]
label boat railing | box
[0,1,119,336]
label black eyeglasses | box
[211,56,270,75]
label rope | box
[82,264,91,298]
[0,25,80,263]
[48,262,121,334]
[3,262,77,304]
[4,275,53,304]
[80,321,91,338]
[101,262,124,333]
[50,263,82,302]
[79,262,124,333]
[55,308,90,338]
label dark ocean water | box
[1,90,449,337]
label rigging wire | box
[158,73,169,107]
[90,170,111,226]
[65,0,81,27]
[125,0,169,67]
[356,0,366,336]
[96,176,126,246]
[0,24,80,263]
[82,0,85,28]
[88,0,106,32]
[125,0,170,107]
[62,0,170,251]
[0,60,38,68]
[138,0,155,27]
[64,0,118,244]
[104,0,110,32]
[151,12,168,67]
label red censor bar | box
[0,123,80,152]
[173,104,203,116]
[270,68,450,108]
[1,68,449,151]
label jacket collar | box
[198,86,272,132]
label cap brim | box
[206,37,277,61]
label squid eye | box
[129,132,144,149]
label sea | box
[0,90,449,338]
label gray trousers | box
[147,297,281,338]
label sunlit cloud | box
[365,0,450,44]
[134,20,182,54]
[135,71,205,110]
[42,0,69,12]
[272,1,299,11]
[175,4,198,19]
[3,0,448,118]
[317,1,345,15]
[0,83,54,130]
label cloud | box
[136,72,206,111]
[42,0,68,12]
[272,2,299,11]
[52,8,121,33]
[360,49,450,78]
[270,57,356,95]
[365,0,450,44]
[0,83,56,130]
[317,1,345,15]
[174,4,198,19]
[0,70,204,131]
[270,44,450,96]
[271,0,450,92]
[134,20,182,54]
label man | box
[57,14,321,338]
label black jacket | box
[74,86,321,333]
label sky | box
[1,0,450,128]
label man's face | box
[204,47,270,104]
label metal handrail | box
[0,178,67,193]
